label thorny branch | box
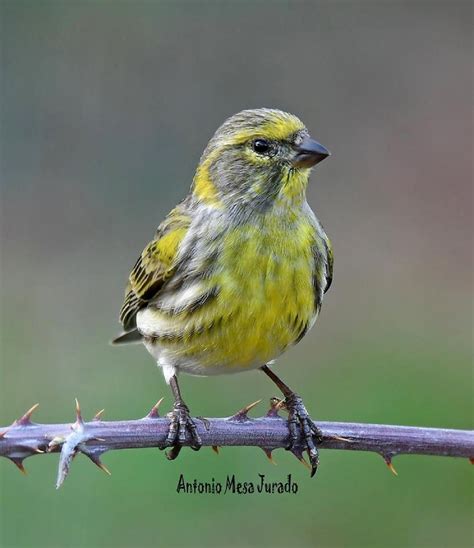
[0,399,472,488]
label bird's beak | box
[292,136,330,168]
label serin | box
[113,108,332,476]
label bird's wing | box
[118,204,191,332]
[322,233,333,294]
[311,228,333,314]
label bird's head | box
[192,108,330,211]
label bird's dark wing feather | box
[311,228,333,315]
[323,234,333,294]
[115,203,191,337]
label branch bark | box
[1,400,472,488]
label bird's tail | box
[110,329,143,345]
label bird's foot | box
[284,393,322,478]
[164,401,202,460]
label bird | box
[112,108,332,476]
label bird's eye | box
[252,139,271,154]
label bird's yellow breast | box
[210,219,317,368]
[140,214,318,373]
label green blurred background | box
[0,1,472,547]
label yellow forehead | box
[217,109,306,146]
[235,118,304,144]
[258,113,305,140]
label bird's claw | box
[285,393,322,478]
[164,402,202,460]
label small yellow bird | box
[113,108,332,475]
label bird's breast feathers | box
[136,205,330,375]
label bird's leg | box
[164,375,202,460]
[261,364,322,477]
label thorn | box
[230,399,262,421]
[262,448,276,465]
[95,460,111,476]
[386,461,398,476]
[85,453,111,476]
[10,458,27,475]
[212,445,220,454]
[146,397,164,419]
[290,447,303,459]
[75,398,83,424]
[383,454,398,476]
[328,434,353,443]
[298,455,312,471]
[92,409,105,421]
[289,447,311,471]
[48,436,66,451]
[17,403,40,426]
[266,397,285,417]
